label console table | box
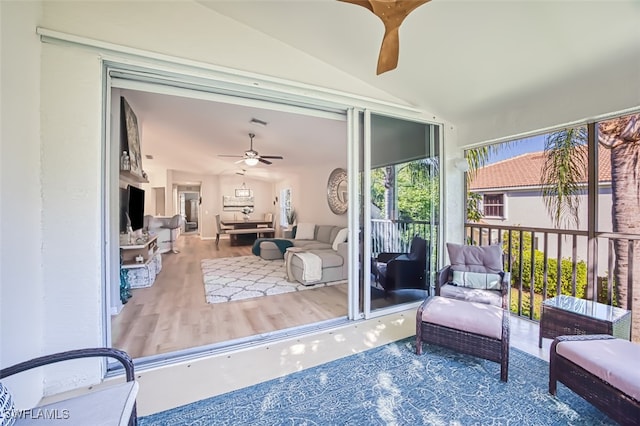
[538,295,631,348]
[120,235,162,288]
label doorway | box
[107,69,353,364]
[178,186,201,234]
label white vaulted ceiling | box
[117,0,640,180]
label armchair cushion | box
[440,284,504,306]
[0,348,137,426]
[449,270,503,290]
[447,243,503,273]
[33,381,138,426]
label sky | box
[486,134,546,164]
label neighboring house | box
[469,148,613,270]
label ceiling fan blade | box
[340,0,430,75]
[260,155,284,160]
[234,159,246,164]
[218,154,244,158]
[258,158,273,165]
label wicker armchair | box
[0,348,138,426]
[372,236,429,295]
[435,243,510,309]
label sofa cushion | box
[313,250,344,268]
[295,223,316,240]
[332,228,348,250]
[447,243,503,273]
[292,241,332,250]
[292,250,343,269]
[315,225,335,244]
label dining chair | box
[215,214,232,246]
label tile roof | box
[469,147,611,190]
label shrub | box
[511,249,588,298]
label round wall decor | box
[327,168,348,215]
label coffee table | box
[538,295,631,348]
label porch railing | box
[371,219,435,258]
[370,220,635,322]
[465,223,637,321]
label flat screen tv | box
[127,185,145,231]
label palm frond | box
[540,127,587,228]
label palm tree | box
[541,113,640,340]
[539,127,587,229]
[599,114,640,339]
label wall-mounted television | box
[127,185,145,231]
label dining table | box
[220,219,276,246]
[220,219,274,229]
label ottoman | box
[549,334,640,425]
[253,238,293,260]
[416,296,510,381]
[259,241,284,260]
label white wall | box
[295,165,348,228]
[40,42,105,393]
[0,0,45,408]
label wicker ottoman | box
[416,296,510,381]
[550,334,640,426]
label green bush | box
[511,249,588,298]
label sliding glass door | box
[359,110,440,317]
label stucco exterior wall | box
[476,187,614,275]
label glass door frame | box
[358,109,443,320]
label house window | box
[280,188,291,227]
[483,194,504,217]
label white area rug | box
[201,256,345,304]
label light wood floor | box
[111,234,349,359]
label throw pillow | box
[0,382,15,426]
[332,228,348,251]
[295,223,315,240]
[446,243,503,273]
[450,270,503,290]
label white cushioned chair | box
[0,348,138,426]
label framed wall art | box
[120,96,143,178]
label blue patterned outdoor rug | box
[139,338,614,425]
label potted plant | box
[286,209,296,226]
[241,206,253,221]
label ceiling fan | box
[339,0,431,75]
[218,133,284,166]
